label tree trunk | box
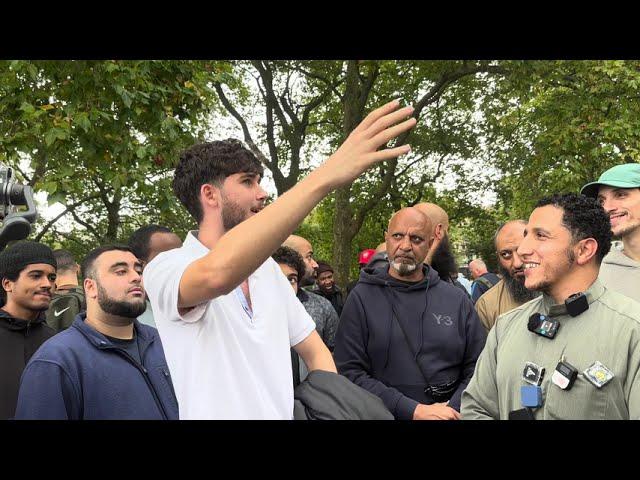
[332,61,368,287]
[103,188,122,242]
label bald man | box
[474,220,539,331]
[283,235,339,351]
[468,258,499,304]
[415,202,448,265]
[283,235,318,287]
[334,208,486,420]
[414,202,469,297]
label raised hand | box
[318,100,416,189]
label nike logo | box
[54,307,71,317]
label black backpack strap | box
[475,276,495,291]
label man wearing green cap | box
[581,163,640,302]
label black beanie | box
[0,241,56,280]
[316,261,334,276]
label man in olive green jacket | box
[462,193,640,420]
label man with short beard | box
[334,207,486,420]
[475,220,539,331]
[14,245,178,420]
[143,101,416,419]
[282,236,339,349]
[128,224,183,328]
[283,235,319,288]
[462,194,640,420]
[581,163,640,302]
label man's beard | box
[527,247,575,296]
[391,260,417,277]
[97,284,147,319]
[430,234,456,281]
[499,265,539,303]
[299,269,316,287]
[612,218,640,239]
[221,192,248,231]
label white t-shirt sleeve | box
[266,259,315,347]
[143,251,207,324]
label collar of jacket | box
[71,312,156,355]
[0,308,47,331]
[314,285,341,296]
[55,285,84,295]
[297,288,310,302]
[542,278,605,317]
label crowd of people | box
[2,99,640,420]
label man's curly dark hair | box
[535,193,612,264]
[272,246,306,284]
[173,139,264,223]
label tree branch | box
[290,64,345,100]
[251,61,294,141]
[213,81,274,170]
[13,164,33,184]
[70,209,100,240]
[34,193,102,241]
[351,64,506,231]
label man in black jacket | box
[313,261,345,317]
[334,208,486,420]
[0,241,57,419]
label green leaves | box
[44,127,69,146]
[0,60,216,248]
[19,102,35,115]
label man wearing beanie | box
[313,261,345,317]
[0,240,57,419]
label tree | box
[482,60,640,219]
[0,60,220,256]
[214,60,507,285]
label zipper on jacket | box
[99,344,169,420]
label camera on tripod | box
[0,164,37,250]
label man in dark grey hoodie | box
[334,207,486,420]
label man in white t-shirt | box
[144,101,417,419]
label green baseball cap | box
[580,163,640,198]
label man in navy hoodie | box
[14,245,178,420]
[334,207,486,420]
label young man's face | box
[3,264,57,312]
[219,173,267,231]
[597,186,640,238]
[86,251,146,319]
[517,206,575,293]
[317,270,335,293]
[277,263,299,294]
